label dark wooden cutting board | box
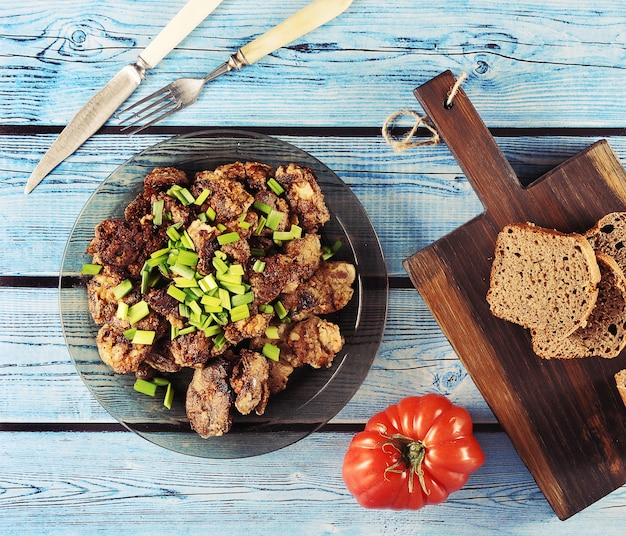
[403,71,626,520]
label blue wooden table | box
[2,1,626,534]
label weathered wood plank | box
[4,133,626,277]
[1,0,626,128]
[0,430,624,535]
[0,285,492,424]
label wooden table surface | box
[2,1,626,534]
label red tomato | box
[342,394,485,510]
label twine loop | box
[382,72,467,153]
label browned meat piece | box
[144,167,190,197]
[145,287,185,329]
[124,193,151,223]
[186,220,219,275]
[282,261,356,321]
[149,191,195,227]
[275,164,330,233]
[165,330,223,368]
[286,316,344,368]
[281,234,322,293]
[248,253,293,305]
[244,161,274,190]
[87,218,168,277]
[143,348,182,374]
[220,235,252,266]
[186,358,234,438]
[193,170,254,223]
[248,235,323,305]
[86,266,126,325]
[224,312,273,345]
[253,190,292,233]
[214,161,247,181]
[267,358,294,394]
[96,324,152,374]
[230,349,270,416]
[249,323,299,368]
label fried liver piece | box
[230,349,270,416]
[287,316,344,369]
[282,261,356,321]
[186,358,234,438]
[275,164,330,233]
[96,324,153,374]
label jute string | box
[382,72,467,153]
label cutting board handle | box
[414,71,526,221]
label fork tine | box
[119,99,178,133]
[121,102,182,135]
[116,86,171,118]
[118,93,172,124]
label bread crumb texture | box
[486,222,600,340]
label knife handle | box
[139,0,225,69]
[239,0,354,66]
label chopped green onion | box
[230,304,251,322]
[132,330,156,345]
[265,209,283,231]
[178,325,197,336]
[133,378,157,397]
[113,279,133,299]
[290,224,303,239]
[166,224,182,241]
[203,324,223,337]
[116,301,129,320]
[167,285,187,303]
[212,256,229,274]
[173,277,198,288]
[164,382,174,409]
[267,178,285,196]
[81,263,102,275]
[231,292,254,307]
[152,377,170,386]
[228,263,245,276]
[128,301,150,325]
[265,325,280,339]
[205,207,217,221]
[201,294,223,309]
[322,240,343,260]
[253,201,272,215]
[152,199,164,226]
[273,230,294,242]
[179,303,190,318]
[216,271,242,285]
[274,300,288,320]
[180,230,195,250]
[123,327,137,340]
[259,304,274,314]
[176,249,199,267]
[170,263,196,280]
[251,248,266,257]
[220,282,247,295]
[255,216,267,235]
[219,288,231,310]
[213,333,227,350]
[193,188,211,206]
[217,231,240,245]
[262,342,281,361]
[252,259,266,273]
[198,274,218,293]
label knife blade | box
[25,0,225,195]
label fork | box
[117,0,354,134]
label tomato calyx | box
[377,425,428,495]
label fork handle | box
[239,0,354,66]
[139,0,225,69]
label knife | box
[24,0,226,195]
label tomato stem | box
[377,427,428,495]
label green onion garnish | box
[253,201,272,215]
[123,327,137,340]
[131,330,155,345]
[252,259,266,273]
[262,342,281,361]
[267,178,285,196]
[274,300,288,320]
[167,285,187,303]
[164,382,174,409]
[127,301,150,325]
[133,378,157,397]
[265,325,280,339]
[152,199,164,226]
[193,188,211,206]
[81,263,102,275]
[116,301,129,320]
[113,279,133,299]
[217,231,240,245]
[265,209,283,231]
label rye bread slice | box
[531,253,626,359]
[615,369,626,407]
[486,222,601,339]
[585,212,626,271]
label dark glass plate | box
[59,130,388,458]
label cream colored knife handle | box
[140,0,225,69]
[239,0,354,66]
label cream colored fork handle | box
[139,0,225,69]
[240,0,354,66]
